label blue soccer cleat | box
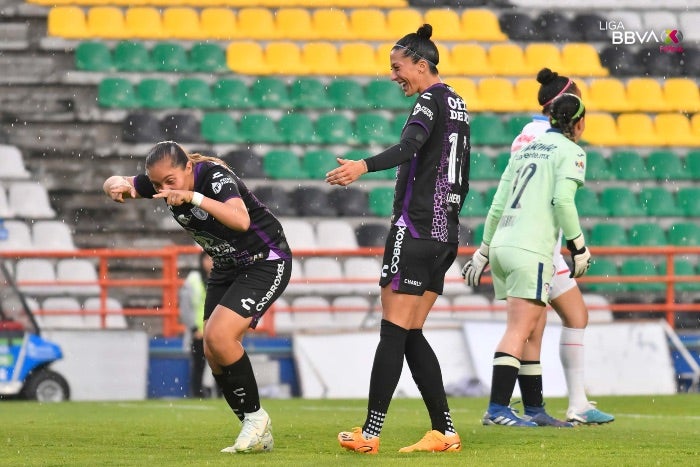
[482,404,537,427]
[567,403,615,425]
[523,404,574,428]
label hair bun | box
[417,23,433,39]
[536,67,558,85]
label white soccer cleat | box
[221,408,274,453]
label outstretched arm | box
[103,175,139,203]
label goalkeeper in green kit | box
[462,93,591,427]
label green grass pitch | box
[3,395,699,466]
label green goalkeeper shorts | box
[490,246,554,304]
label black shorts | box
[379,225,457,295]
[204,258,291,329]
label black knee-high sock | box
[490,352,521,407]
[362,319,408,437]
[405,329,455,435]
[213,352,260,421]
[518,361,543,409]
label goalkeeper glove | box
[462,242,489,287]
[566,234,591,278]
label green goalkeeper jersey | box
[484,129,586,257]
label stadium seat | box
[200,113,240,144]
[620,259,664,293]
[235,7,277,40]
[469,222,486,245]
[161,113,201,143]
[687,150,700,179]
[572,13,611,41]
[75,41,113,71]
[639,186,683,217]
[190,42,227,73]
[122,112,163,143]
[386,9,424,40]
[0,145,30,180]
[424,8,465,41]
[300,42,342,76]
[98,78,138,108]
[265,41,308,76]
[222,149,264,179]
[332,295,373,329]
[587,78,631,113]
[239,114,281,144]
[584,150,614,181]
[213,78,252,109]
[617,113,661,146]
[460,189,488,217]
[278,113,319,145]
[589,223,628,246]
[493,151,510,174]
[575,187,608,217]
[162,7,203,40]
[535,10,580,42]
[469,113,511,145]
[663,78,700,114]
[289,77,331,109]
[327,79,368,110]
[447,78,482,112]
[478,78,523,112]
[293,186,337,217]
[316,219,359,250]
[313,8,353,40]
[125,7,165,40]
[315,113,355,145]
[87,6,127,40]
[31,220,75,251]
[498,12,539,41]
[462,9,507,41]
[275,7,315,40]
[524,43,564,76]
[646,150,687,181]
[639,45,684,77]
[365,80,413,110]
[226,41,269,75]
[348,8,388,41]
[151,42,190,72]
[48,6,89,39]
[488,43,531,76]
[655,113,698,147]
[449,44,493,77]
[506,114,533,141]
[40,297,84,329]
[175,78,216,109]
[338,42,381,76]
[469,152,498,181]
[355,113,395,145]
[83,297,127,329]
[0,185,14,218]
[676,187,700,217]
[263,150,306,180]
[254,186,296,217]
[250,77,291,109]
[668,222,700,246]
[609,150,652,181]
[628,223,667,246]
[682,47,700,78]
[113,41,152,72]
[626,78,669,113]
[0,220,33,251]
[342,257,381,294]
[302,149,336,179]
[136,78,178,109]
[599,45,644,77]
[355,222,388,247]
[658,259,700,293]
[641,10,677,31]
[368,186,395,217]
[56,258,100,295]
[200,8,237,41]
[328,187,369,217]
[584,258,621,294]
[600,186,645,217]
[582,113,621,146]
[560,43,608,77]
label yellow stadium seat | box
[424,8,465,41]
[339,43,382,76]
[48,7,89,39]
[87,6,128,39]
[654,113,698,146]
[691,113,700,140]
[126,7,165,39]
[524,44,565,76]
[445,77,483,112]
[386,9,423,39]
[227,41,271,75]
[478,78,524,112]
[376,42,395,72]
[616,113,660,146]
[432,43,455,75]
[348,8,389,41]
[663,78,700,113]
[314,8,354,40]
[488,43,531,76]
[587,78,632,113]
[582,112,621,146]
[514,78,541,112]
[560,43,608,77]
[302,42,342,75]
[236,7,277,40]
[449,43,493,76]
[462,9,507,41]
[200,8,238,40]
[265,42,308,75]
[162,7,204,40]
[626,78,669,113]
[276,8,316,40]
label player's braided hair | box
[393,24,439,74]
[549,93,586,140]
[145,141,231,171]
[537,68,580,115]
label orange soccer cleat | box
[398,430,462,453]
[338,427,379,454]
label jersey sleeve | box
[557,143,586,187]
[405,91,439,136]
[133,173,156,199]
[200,166,242,202]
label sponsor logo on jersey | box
[176,214,192,225]
[412,103,434,120]
[256,262,286,312]
[575,160,585,169]
[240,297,256,311]
[447,96,469,122]
[420,92,432,100]
[211,177,234,194]
[192,207,208,220]
[446,193,461,204]
[212,171,224,179]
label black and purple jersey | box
[134,161,291,269]
[393,83,470,243]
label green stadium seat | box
[355,113,395,145]
[483,185,499,205]
[136,78,179,109]
[600,187,645,217]
[239,114,281,144]
[575,187,608,217]
[113,41,152,72]
[470,114,511,146]
[639,187,683,217]
[278,113,319,145]
[213,78,252,109]
[494,151,510,173]
[250,77,291,109]
[658,259,700,292]
[628,223,667,246]
[97,78,138,108]
[263,150,306,180]
[460,189,488,217]
[391,115,406,139]
[189,42,227,73]
[151,42,190,72]
[469,222,485,245]
[470,152,498,180]
[343,149,385,180]
[584,150,614,181]
[505,115,533,141]
[302,150,338,179]
[646,150,687,181]
[685,150,700,179]
[327,79,369,110]
[668,222,700,246]
[176,78,216,109]
[200,113,240,144]
[75,41,113,71]
[584,258,621,294]
[676,187,700,217]
[289,77,332,109]
[609,150,652,181]
[315,113,355,145]
[368,186,395,217]
[620,259,664,293]
[365,80,413,110]
[589,223,628,246]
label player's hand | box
[566,234,591,278]
[107,177,136,203]
[462,242,489,287]
[153,189,195,207]
[325,158,367,186]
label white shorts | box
[549,252,577,301]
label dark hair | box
[393,24,439,74]
[536,67,580,114]
[145,141,230,171]
[550,93,585,140]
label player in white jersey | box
[464,68,614,425]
